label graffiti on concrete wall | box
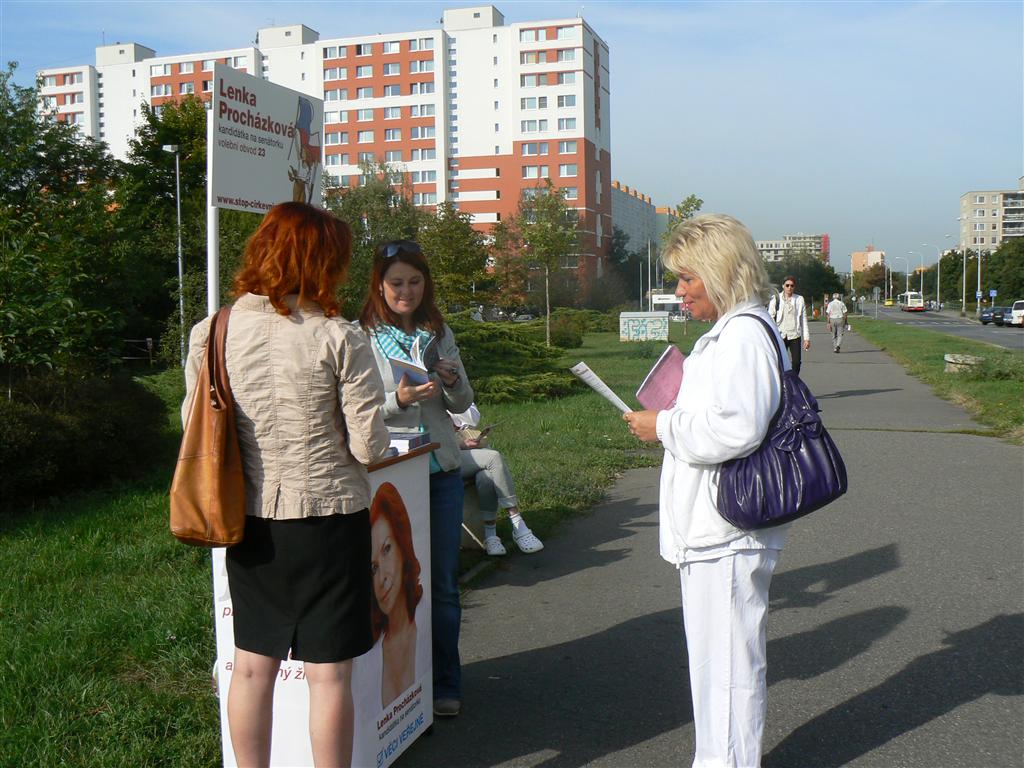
[619,312,669,342]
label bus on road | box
[898,291,925,311]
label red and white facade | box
[37,5,612,278]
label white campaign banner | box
[212,453,433,768]
[210,63,323,213]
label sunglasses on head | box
[381,240,422,260]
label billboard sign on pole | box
[210,63,323,213]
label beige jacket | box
[183,293,392,520]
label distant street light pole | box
[976,247,984,316]
[893,255,910,297]
[957,217,967,316]
[161,144,185,368]
[922,241,945,310]
[908,251,924,294]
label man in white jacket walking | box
[826,293,848,353]
[767,276,811,375]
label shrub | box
[549,316,583,349]
[0,373,168,512]
[446,317,580,402]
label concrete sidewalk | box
[404,323,1024,768]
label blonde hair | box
[661,214,773,315]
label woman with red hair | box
[358,240,474,718]
[183,201,391,768]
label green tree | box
[487,219,530,318]
[987,239,1024,301]
[765,253,844,310]
[507,181,580,345]
[0,62,126,391]
[659,193,704,247]
[417,201,488,311]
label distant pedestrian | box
[826,293,848,353]
[624,214,790,768]
[767,275,811,375]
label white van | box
[1008,300,1024,328]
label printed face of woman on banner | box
[369,483,423,707]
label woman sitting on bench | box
[450,405,544,556]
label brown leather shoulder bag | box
[170,307,246,546]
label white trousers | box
[679,550,779,768]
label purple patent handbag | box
[716,315,848,530]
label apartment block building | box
[850,245,886,273]
[610,180,658,254]
[36,5,612,279]
[959,177,1024,251]
[755,232,831,263]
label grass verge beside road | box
[0,321,708,766]
[850,317,1024,442]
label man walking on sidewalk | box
[768,276,811,374]
[826,293,848,353]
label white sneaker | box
[513,529,544,554]
[484,535,507,556]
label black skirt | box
[226,511,374,663]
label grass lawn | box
[850,316,1024,442]
[0,321,709,766]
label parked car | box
[992,306,1012,326]
[1008,299,1024,328]
[512,313,536,323]
[980,306,999,324]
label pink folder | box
[635,345,685,411]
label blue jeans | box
[429,469,464,701]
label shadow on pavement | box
[771,544,900,609]
[764,613,1024,768]
[816,388,902,399]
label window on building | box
[324,110,339,123]
[355,43,373,56]
[325,154,342,166]
[410,59,435,73]
[383,63,400,76]
[150,84,171,97]
[325,131,348,145]
[203,59,216,71]
[520,74,538,88]
[558,117,577,130]
[179,62,194,74]
[520,51,547,65]
[385,128,401,141]
[358,151,375,162]
[557,49,576,62]
[356,108,374,121]
[411,104,435,117]
[324,67,346,80]
[559,163,578,177]
[231,56,247,69]
[179,82,194,95]
[383,85,402,96]
[558,140,577,153]
[411,170,438,183]
[383,41,401,54]
[411,82,435,95]
[150,63,170,77]
[520,28,547,42]
[409,37,434,51]
[410,148,437,160]
[411,125,436,139]
[974,195,986,203]
[973,223,985,231]
[385,150,402,162]
[356,87,374,99]
[557,72,576,85]
[557,94,576,107]
[557,26,579,39]
[42,75,58,87]
[383,106,401,120]
[356,65,373,78]
[358,130,374,143]
[202,80,212,92]
[413,192,438,205]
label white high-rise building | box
[37,5,612,281]
[959,178,1024,252]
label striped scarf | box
[372,323,432,364]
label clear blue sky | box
[3,0,1022,270]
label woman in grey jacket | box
[358,240,474,718]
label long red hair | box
[358,241,445,335]
[234,201,352,317]
[369,483,423,641]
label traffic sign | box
[976,291,983,299]
[989,289,997,298]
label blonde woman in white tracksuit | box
[625,214,791,768]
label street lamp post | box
[908,251,923,294]
[893,255,910,297]
[162,144,185,368]
[922,241,946,311]
[976,247,984,316]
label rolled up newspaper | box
[570,362,632,413]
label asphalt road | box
[402,322,1023,768]
[864,304,1024,351]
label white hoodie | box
[655,299,791,565]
